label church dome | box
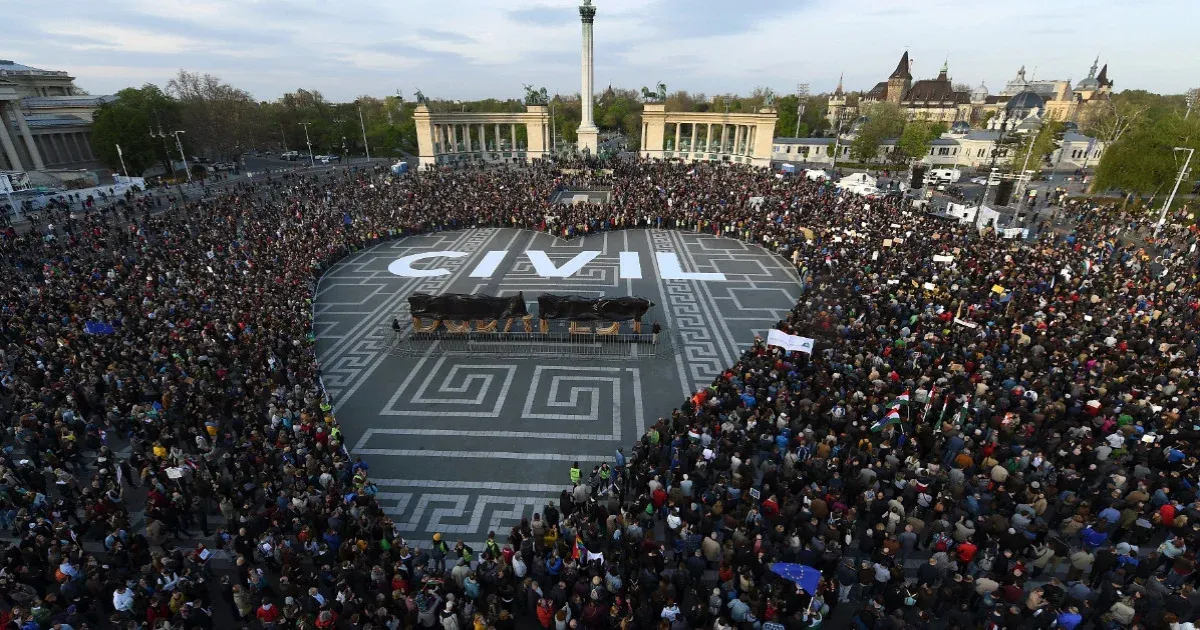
[850,116,870,133]
[970,82,989,103]
[950,120,971,134]
[1005,90,1045,115]
[1062,121,1079,132]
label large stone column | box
[71,133,86,162]
[510,124,517,151]
[494,124,501,152]
[689,124,697,155]
[575,0,599,153]
[11,105,44,170]
[0,103,24,171]
[706,124,713,152]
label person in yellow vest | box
[569,462,581,485]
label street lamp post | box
[115,144,130,179]
[977,120,1009,210]
[830,122,843,170]
[1155,147,1194,237]
[172,131,191,183]
[1014,128,1038,201]
[298,123,316,167]
[149,126,177,179]
[358,104,371,162]
[279,122,288,153]
[794,83,809,138]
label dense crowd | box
[0,157,1199,630]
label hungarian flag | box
[871,405,902,432]
[887,390,911,409]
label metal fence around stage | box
[385,327,670,360]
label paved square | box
[314,228,802,547]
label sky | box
[4,0,1198,103]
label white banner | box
[767,329,815,354]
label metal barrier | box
[385,327,670,360]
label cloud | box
[39,22,209,55]
[6,0,1197,101]
[415,29,476,45]
[508,5,577,26]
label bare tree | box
[1082,98,1148,146]
[166,70,258,159]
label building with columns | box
[640,103,777,167]
[412,104,552,169]
[0,60,113,173]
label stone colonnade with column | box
[639,103,778,168]
[0,98,48,171]
[412,104,551,169]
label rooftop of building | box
[773,137,837,145]
[21,94,116,108]
[0,60,71,78]
[11,113,92,129]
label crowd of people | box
[0,156,1199,630]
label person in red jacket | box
[957,539,979,564]
[256,601,281,628]
[536,598,555,628]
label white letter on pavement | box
[387,251,469,277]
[469,250,508,278]
[619,252,643,279]
[525,250,601,278]
[655,252,726,281]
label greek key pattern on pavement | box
[651,229,727,393]
[318,229,498,401]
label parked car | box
[317,155,342,164]
[280,151,300,161]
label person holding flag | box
[871,390,909,433]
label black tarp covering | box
[538,295,654,321]
[409,293,529,320]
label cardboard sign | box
[991,284,1006,294]
[932,255,954,263]
[883,239,893,247]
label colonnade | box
[431,122,532,154]
[0,100,46,171]
[642,121,759,157]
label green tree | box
[90,84,180,176]
[1092,114,1200,194]
[850,102,904,164]
[1008,121,1064,173]
[895,120,947,163]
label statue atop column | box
[414,89,427,104]
[523,85,550,105]
[762,88,776,108]
[640,82,668,104]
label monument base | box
[576,127,599,154]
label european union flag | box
[84,321,115,335]
[770,563,821,594]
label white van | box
[927,168,962,184]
